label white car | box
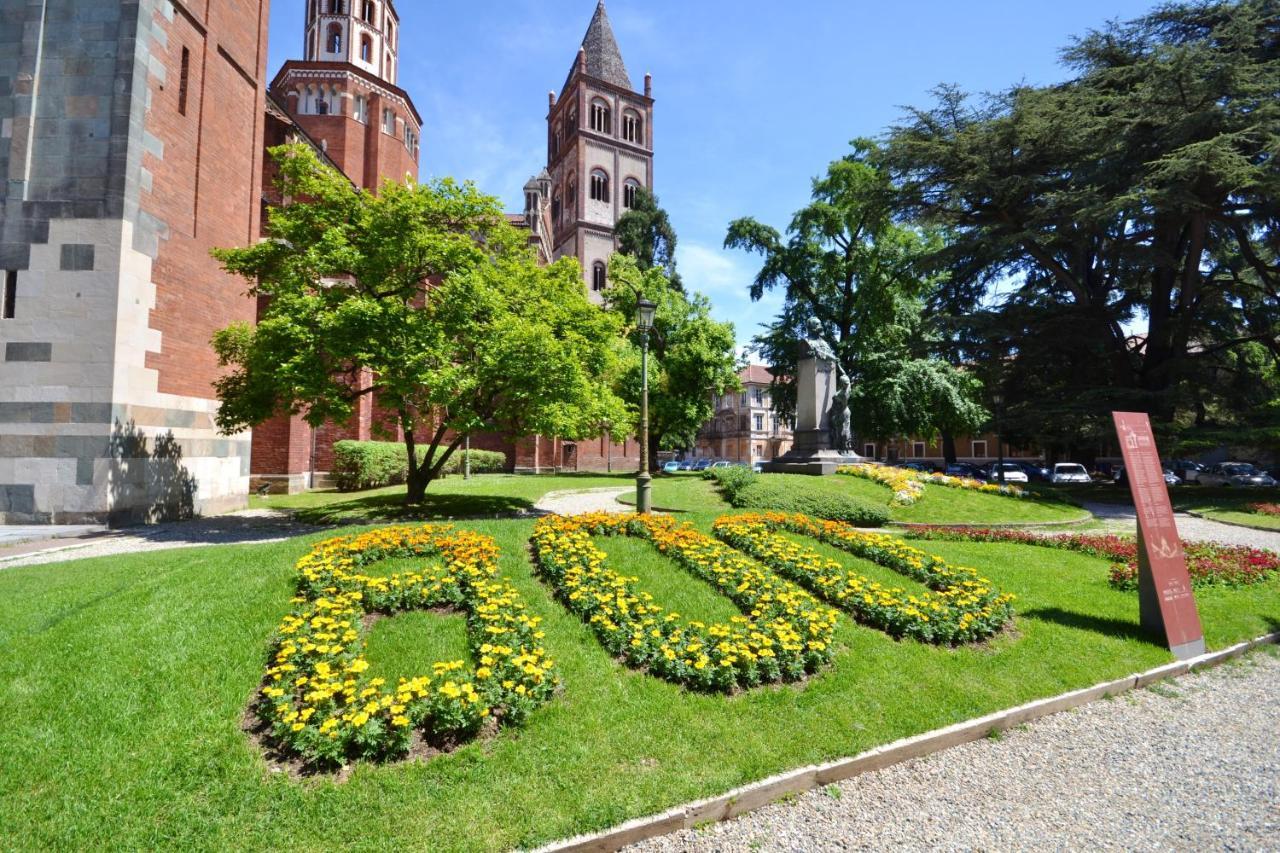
[1050,463,1092,485]
[986,463,1029,484]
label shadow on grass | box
[1022,606,1165,647]
[294,492,537,525]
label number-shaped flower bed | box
[712,513,1015,645]
[257,525,558,768]
[530,513,838,692]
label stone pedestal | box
[764,356,865,476]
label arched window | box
[361,0,376,23]
[326,23,342,55]
[552,190,562,223]
[590,169,610,203]
[622,110,642,144]
[330,0,346,13]
[566,173,577,212]
[382,107,395,134]
[623,178,641,210]
[354,94,369,123]
[590,99,611,134]
[592,262,607,292]
[551,122,561,157]
[360,34,372,62]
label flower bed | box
[838,464,924,506]
[712,513,1015,644]
[530,513,838,691]
[837,464,1027,507]
[1248,503,1280,518]
[905,526,1280,590]
[258,526,558,767]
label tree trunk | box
[942,431,957,465]
[404,425,428,504]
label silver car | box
[1050,463,1091,485]
[1198,463,1278,488]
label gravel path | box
[0,509,318,570]
[534,487,632,516]
[1082,501,1280,551]
[629,648,1280,852]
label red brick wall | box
[143,0,268,400]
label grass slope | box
[631,473,1087,526]
[1174,489,1280,531]
[1,517,1276,850]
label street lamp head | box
[637,298,657,333]
[992,392,1004,407]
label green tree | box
[886,0,1280,440]
[615,188,683,292]
[604,255,740,464]
[212,145,625,503]
[725,141,986,446]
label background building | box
[0,0,269,524]
[696,366,794,463]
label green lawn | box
[629,473,1089,526]
[251,473,633,524]
[2,513,1276,850]
[1173,488,1280,531]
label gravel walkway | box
[534,487,632,516]
[0,509,318,571]
[1082,501,1280,551]
[629,648,1280,852]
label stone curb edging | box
[531,631,1280,853]
[1182,510,1280,535]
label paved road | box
[1082,501,1280,551]
[630,648,1280,852]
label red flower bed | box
[1248,503,1280,518]
[906,526,1279,591]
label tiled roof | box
[740,365,779,386]
[563,2,634,94]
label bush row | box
[704,466,890,528]
[332,440,507,492]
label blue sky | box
[268,0,1159,350]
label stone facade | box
[0,0,267,524]
[696,365,794,464]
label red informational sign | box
[1112,412,1205,659]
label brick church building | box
[0,0,651,523]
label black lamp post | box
[993,391,1005,484]
[636,297,657,514]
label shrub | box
[332,441,508,492]
[704,465,758,501]
[1248,502,1280,518]
[732,476,890,528]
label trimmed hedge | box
[706,467,889,528]
[332,440,508,492]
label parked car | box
[903,461,942,474]
[985,462,1029,484]
[662,461,681,474]
[678,460,694,471]
[1198,462,1278,488]
[709,460,733,470]
[692,459,713,472]
[1166,459,1206,483]
[1017,462,1051,482]
[1049,463,1092,485]
[1163,468,1183,487]
[945,462,987,480]
[752,461,767,473]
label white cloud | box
[677,242,783,350]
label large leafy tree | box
[605,255,740,463]
[212,145,625,503]
[615,188,683,292]
[886,0,1280,442]
[726,141,986,447]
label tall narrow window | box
[622,110,641,143]
[623,179,640,209]
[592,262,607,292]
[590,100,611,134]
[362,0,375,22]
[360,35,372,62]
[3,271,16,319]
[177,47,190,116]
[382,108,394,134]
[354,95,368,123]
[590,169,609,203]
[327,24,343,55]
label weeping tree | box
[726,140,986,451]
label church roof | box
[563,2,634,94]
